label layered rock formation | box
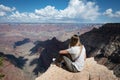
[80,23,120,57]
[36,23,120,80]
[0,23,120,80]
[95,35,120,77]
[80,23,120,77]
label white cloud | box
[0,4,16,16]
[34,0,100,21]
[10,11,27,18]
[104,8,120,18]
[8,11,40,22]
[0,11,6,16]
[28,13,39,19]
[0,0,100,22]
[67,0,99,20]
[35,6,59,18]
[0,4,15,12]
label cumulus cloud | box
[34,0,99,21]
[0,11,6,16]
[104,8,120,18]
[35,6,59,18]
[61,0,99,20]
[0,4,16,16]
[0,4,15,12]
[8,11,40,22]
[0,0,100,22]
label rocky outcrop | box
[80,23,120,77]
[80,23,120,57]
[25,23,120,79]
[95,35,120,77]
[35,58,119,80]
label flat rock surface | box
[36,58,119,80]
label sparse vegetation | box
[0,57,5,79]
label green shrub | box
[0,57,3,66]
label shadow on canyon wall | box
[30,23,120,77]
[14,38,31,48]
[80,23,120,77]
[0,52,28,69]
[29,37,70,75]
[1,23,120,78]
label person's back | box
[58,34,86,72]
[67,45,86,71]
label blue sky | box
[0,0,120,23]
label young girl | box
[58,34,86,72]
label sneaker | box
[52,58,56,62]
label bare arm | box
[59,50,69,54]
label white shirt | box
[67,45,86,71]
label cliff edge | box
[35,57,119,80]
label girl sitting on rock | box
[55,34,86,72]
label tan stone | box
[35,58,118,80]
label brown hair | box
[69,35,82,47]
